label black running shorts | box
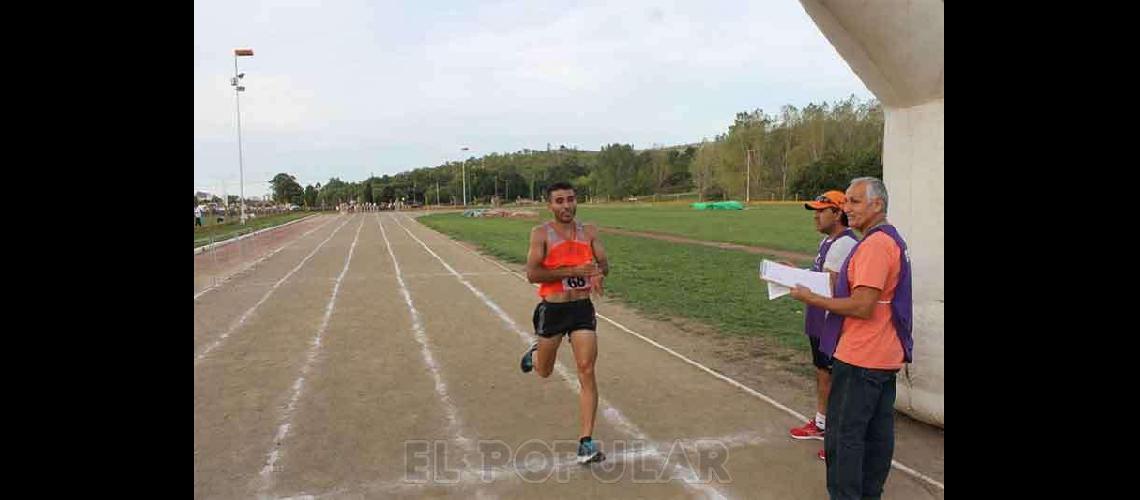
[809,335,833,371]
[532,299,597,338]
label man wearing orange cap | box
[788,190,858,461]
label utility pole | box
[745,149,752,203]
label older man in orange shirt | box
[790,177,914,500]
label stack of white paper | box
[758,260,833,300]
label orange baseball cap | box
[804,190,846,210]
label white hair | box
[850,176,888,211]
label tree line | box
[264,95,883,207]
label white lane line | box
[376,214,473,450]
[194,214,337,300]
[390,214,729,500]
[194,215,354,365]
[258,215,366,493]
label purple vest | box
[804,228,858,339]
[820,224,913,363]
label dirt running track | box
[194,212,944,499]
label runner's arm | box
[588,224,609,277]
[791,285,881,320]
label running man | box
[518,181,610,464]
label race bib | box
[562,275,591,290]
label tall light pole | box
[232,48,254,223]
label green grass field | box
[193,211,317,248]
[533,204,823,255]
[418,212,810,350]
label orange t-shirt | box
[537,221,595,298]
[833,231,905,370]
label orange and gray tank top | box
[538,221,595,298]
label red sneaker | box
[818,448,826,461]
[789,420,825,440]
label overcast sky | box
[194,0,871,198]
